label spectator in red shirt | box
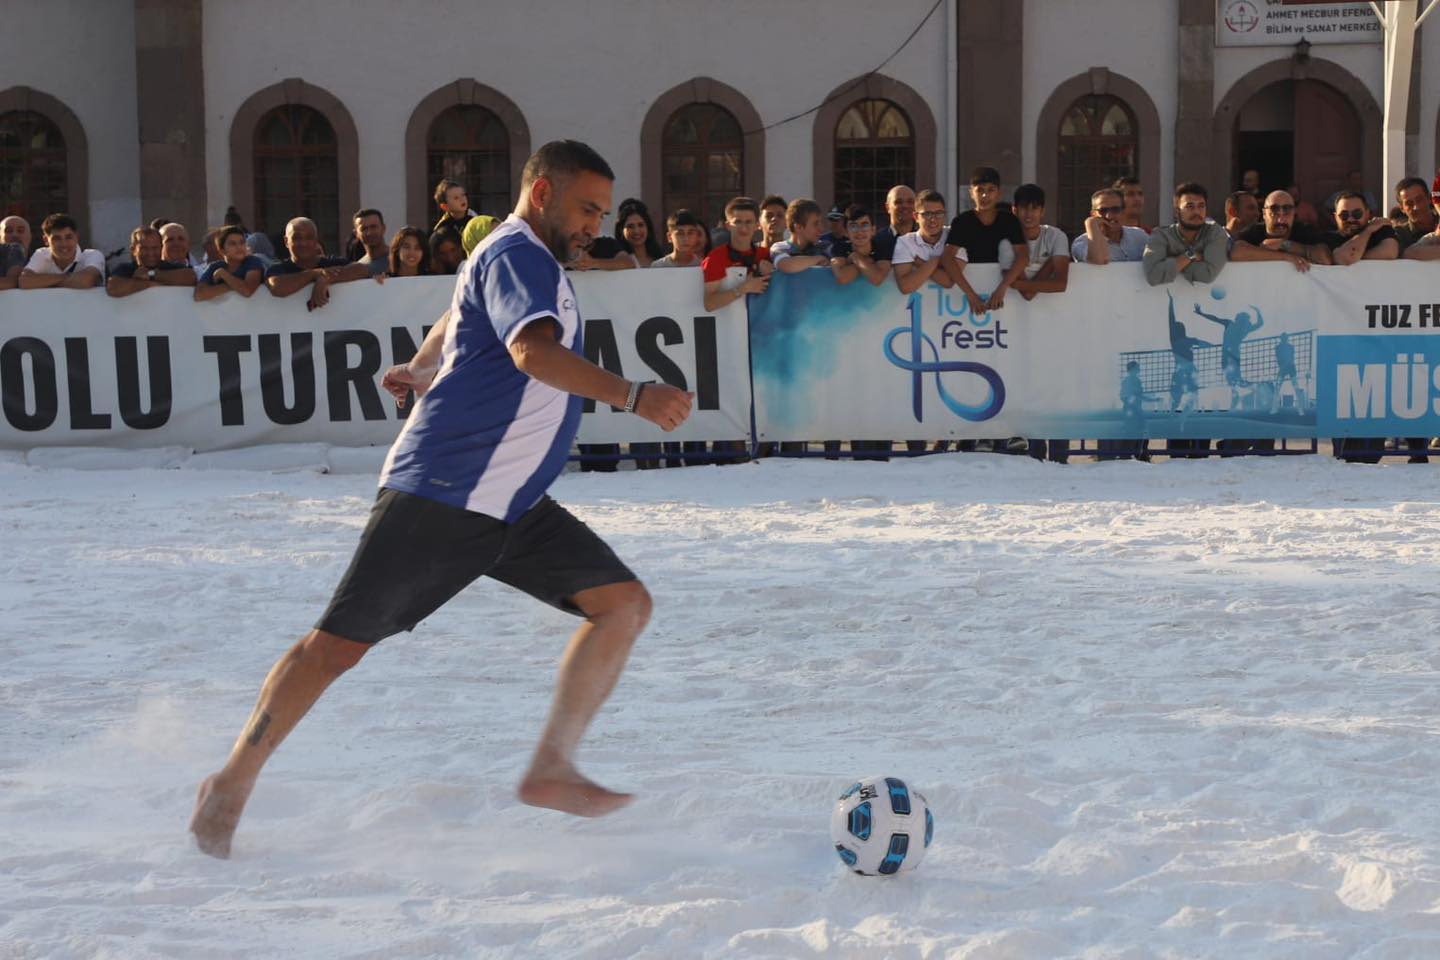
[702,196,772,311]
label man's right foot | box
[189,773,247,859]
[518,769,633,818]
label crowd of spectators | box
[4,164,1438,465]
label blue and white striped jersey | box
[379,214,583,523]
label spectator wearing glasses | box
[1224,190,1260,237]
[1394,177,1440,257]
[894,190,961,455]
[758,194,788,249]
[830,203,892,288]
[108,225,197,297]
[19,214,105,289]
[1113,176,1150,232]
[1071,189,1149,264]
[195,226,267,300]
[1231,191,1330,270]
[1321,192,1399,265]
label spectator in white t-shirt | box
[651,210,705,267]
[1003,183,1070,298]
[18,213,105,289]
[892,189,962,295]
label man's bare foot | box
[189,773,249,859]
[517,768,633,818]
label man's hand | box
[1288,254,1310,272]
[634,383,694,432]
[1261,237,1287,251]
[381,360,440,407]
[740,272,770,295]
[1084,215,1107,237]
[966,291,987,315]
[307,274,330,310]
[988,284,1009,311]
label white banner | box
[0,270,751,452]
[1216,0,1381,46]
[748,261,1440,442]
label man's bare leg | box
[190,629,370,857]
[517,580,651,817]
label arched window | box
[427,105,511,219]
[661,103,743,230]
[253,105,340,256]
[834,99,914,216]
[1057,94,1138,239]
[0,110,68,224]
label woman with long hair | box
[387,226,432,277]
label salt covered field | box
[2,449,1439,959]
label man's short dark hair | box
[844,203,871,223]
[1225,190,1251,217]
[760,194,787,211]
[1174,182,1207,201]
[433,179,463,204]
[1113,176,1142,191]
[129,225,160,250]
[429,227,461,252]
[42,213,78,236]
[916,189,945,208]
[353,208,384,224]
[1396,176,1430,199]
[1013,183,1046,208]
[725,196,760,219]
[1091,188,1121,210]
[520,140,615,190]
[785,198,822,231]
[216,225,247,248]
[666,209,701,231]
[1333,190,1368,211]
[970,166,1001,187]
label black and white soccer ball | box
[829,775,933,876]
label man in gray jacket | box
[1142,182,1227,286]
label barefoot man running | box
[191,140,694,857]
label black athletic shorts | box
[316,489,637,644]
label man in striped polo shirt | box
[191,140,694,858]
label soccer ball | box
[830,775,933,876]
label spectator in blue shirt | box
[196,226,267,300]
[265,217,373,310]
[1071,188,1149,263]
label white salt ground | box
[2,450,1439,959]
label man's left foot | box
[518,770,633,818]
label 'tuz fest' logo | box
[883,289,1006,423]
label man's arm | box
[107,274,154,297]
[1362,236,1399,261]
[988,245,1028,309]
[1403,237,1440,261]
[266,268,324,297]
[156,266,197,287]
[893,256,942,295]
[830,256,860,285]
[509,319,693,431]
[1011,256,1069,298]
[783,253,829,272]
[381,310,451,406]
[1185,227,1228,283]
[702,272,768,312]
[1081,219,1111,264]
[18,269,65,289]
[1142,232,1178,286]
[60,266,103,289]
[1230,240,1313,272]
[850,251,891,287]
[0,264,18,290]
[940,246,982,308]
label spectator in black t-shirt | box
[1321,192,1399,265]
[1392,177,1438,254]
[759,194,788,249]
[821,205,851,257]
[831,203,892,287]
[106,225,196,297]
[265,217,373,309]
[941,166,1028,316]
[1224,191,1260,237]
[1231,191,1331,271]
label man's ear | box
[529,176,554,213]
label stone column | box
[1175,0,1216,189]
[956,0,1023,192]
[133,0,207,247]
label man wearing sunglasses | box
[1321,192,1399,265]
[1231,190,1330,271]
[1070,188,1149,265]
